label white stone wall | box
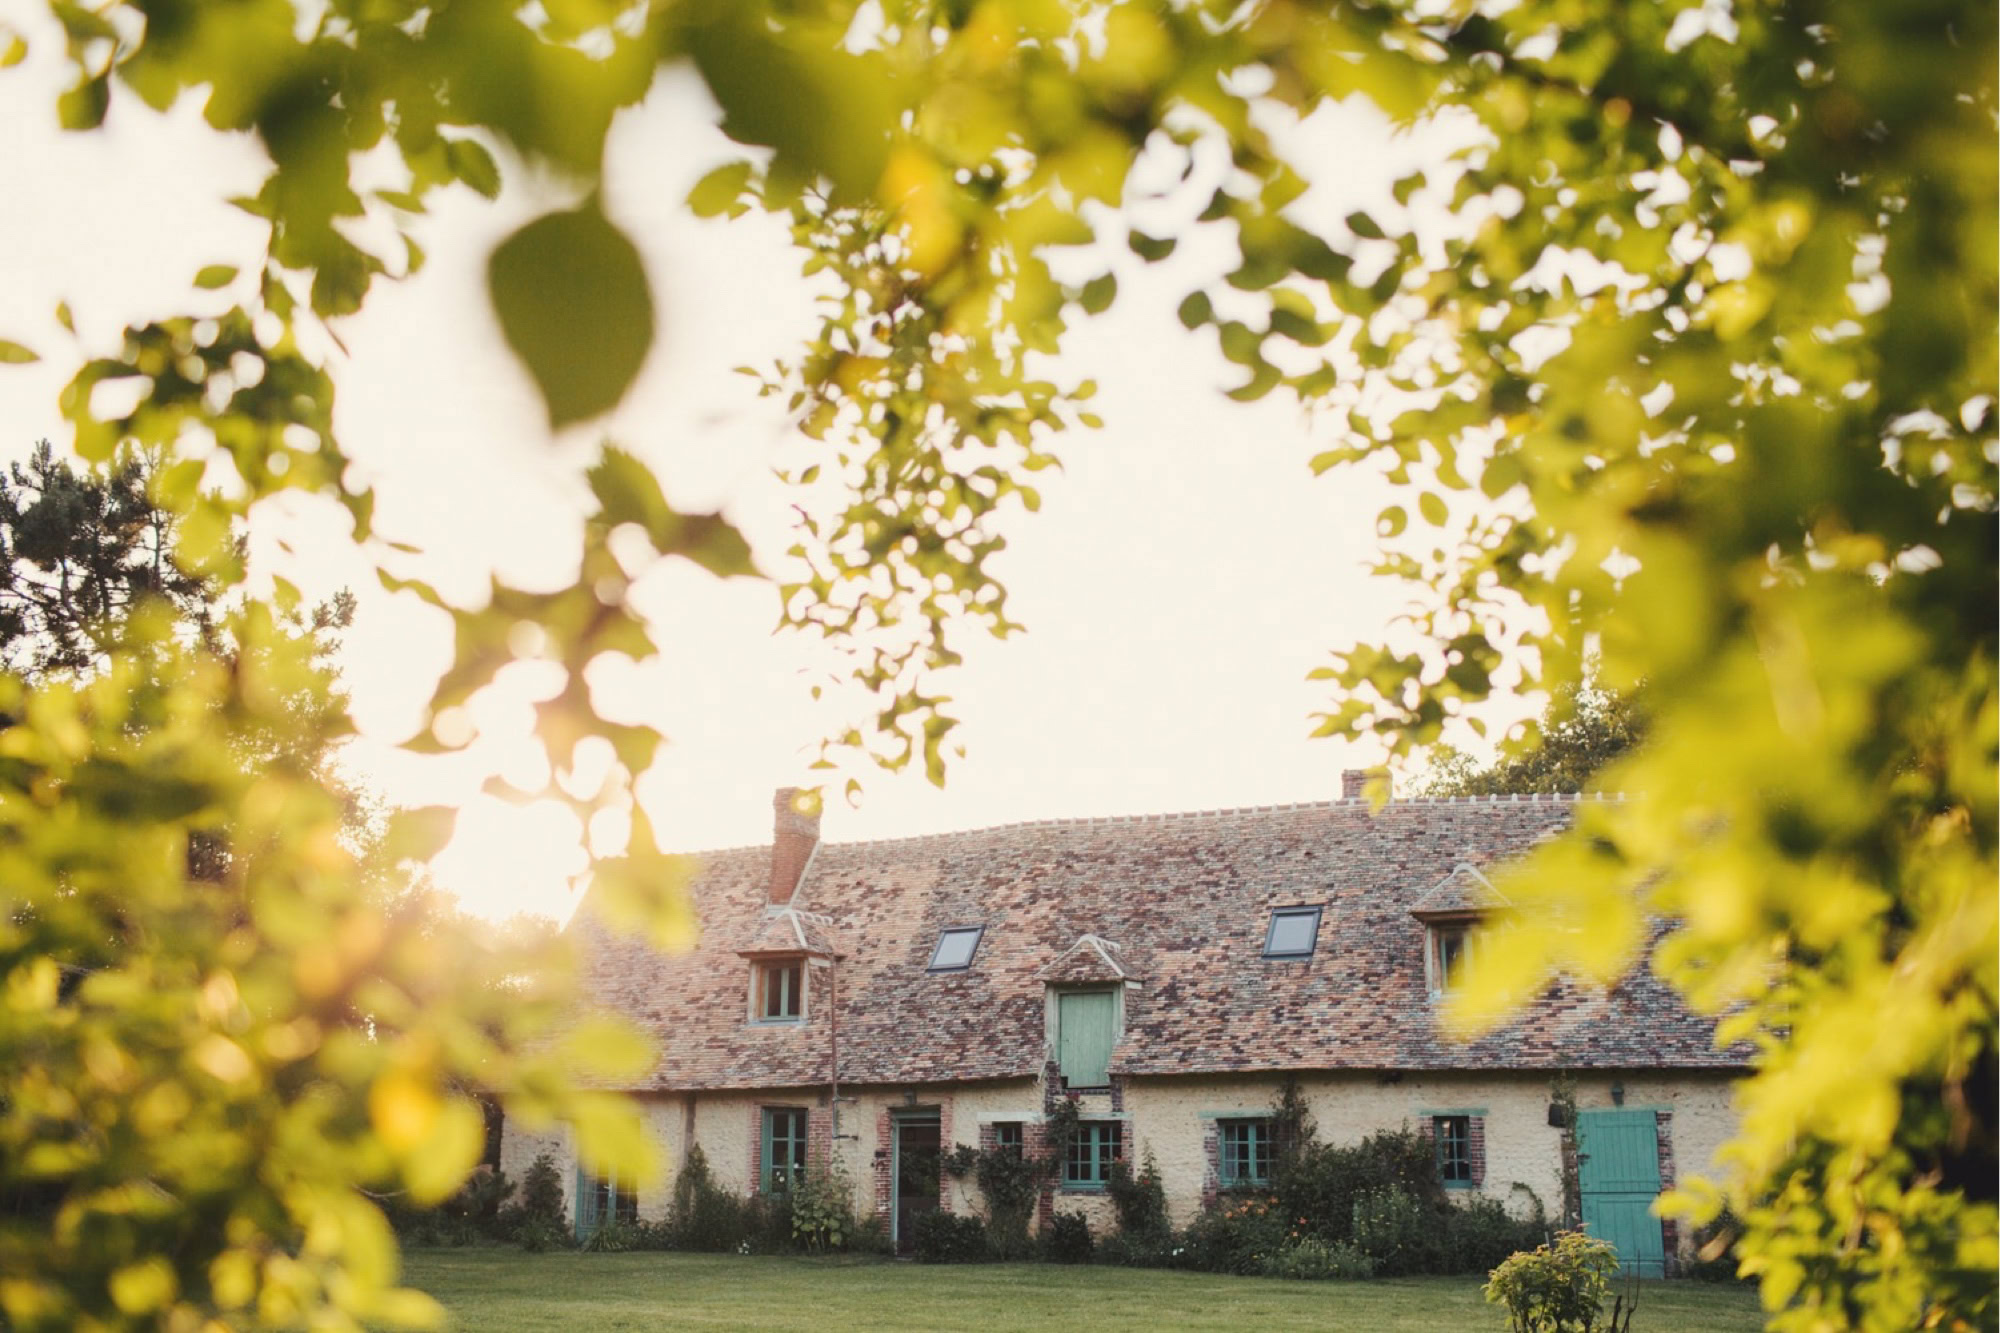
[1116,1069,1740,1239]
[498,1068,1741,1255]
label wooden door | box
[1577,1109,1666,1278]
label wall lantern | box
[1610,1080,1626,1106]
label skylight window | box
[1263,906,1323,959]
[928,926,984,972]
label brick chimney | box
[768,786,821,904]
[1342,768,1392,801]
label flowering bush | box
[1180,1195,1291,1275]
[1260,1237,1376,1281]
[1484,1231,1621,1333]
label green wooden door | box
[1057,990,1116,1088]
[1577,1109,1666,1278]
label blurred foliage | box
[1415,679,1643,797]
[12,0,1996,1329]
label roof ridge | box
[657,790,1624,858]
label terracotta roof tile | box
[574,795,1741,1091]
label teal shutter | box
[1057,991,1116,1087]
[1577,1109,1667,1278]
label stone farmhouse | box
[502,776,1744,1276]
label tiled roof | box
[574,795,1742,1092]
[1410,863,1511,917]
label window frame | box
[574,1165,638,1242]
[1062,1119,1123,1191]
[1262,905,1324,960]
[927,925,985,972]
[1434,1114,1473,1188]
[751,957,807,1024]
[1427,923,1472,996]
[762,1106,810,1195]
[994,1121,1024,1157]
[1218,1117,1275,1187]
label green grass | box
[401,1248,1768,1332]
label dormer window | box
[1428,922,1471,996]
[753,958,806,1023]
[1263,906,1322,960]
[928,926,984,972]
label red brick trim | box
[872,1107,894,1219]
[1200,1119,1221,1210]
[938,1100,954,1214]
[1656,1110,1679,1275]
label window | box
[1429,925,1470,994]
[1064,1120,1122,1189]
[1263,906,1323,959]
[1219,1118,1274,1186]
[575,1167,637,1240]
[995,1121,1024,1157]
[1055,989,1117,1088]
[755,959,804,1022]
[762,1107,809,1194]
[1434,1115,1472,1186]
[928,926,984,971]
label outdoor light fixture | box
[1611,1081,1626,1106]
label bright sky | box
[0,15,1523,923]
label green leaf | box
[193,265,238,290]
[1346,211,1386,240]
[1079,272,1118,314]
[1127,231,1176,262]
[1176,291,1213,329]
[57,75,108,130]
[446,137,502,200]
[0,339,39,364]
[488,201,655,430]
[1419,491,1448,526]
[687,161,753,219]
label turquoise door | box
[1057,991,1116,1088]
[1576,1109,1666,1278]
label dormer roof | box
[1409,863,1512,919]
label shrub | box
[1443,1194,1549,1275]
[517,1152,567,1226]
[1484,1231,1621,1333]
[1041,1210,1095,1264]
[789,1159,855,1253]
[1181,1194,1289,1275]
[516,1216,571,1253]
[1097,1229,1182,1269]
[912,1210,988,1263]
[1276,1127,1446,1249]
[1352,1184,1440,1276]
[628,1218,675,1251]
[849,1213,894,1256]
[942,1139,1054,1259]
[1107,1148,1171,1240]
[1260,1237,1376,1281]
[670,1145,756,1253]
[581,1219,638,1253]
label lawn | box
[400,1249,1768,1332]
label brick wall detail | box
[872,1107,893,1219]
[1656,1109,1679,1275]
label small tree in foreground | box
[1485,1231,1623,1333]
